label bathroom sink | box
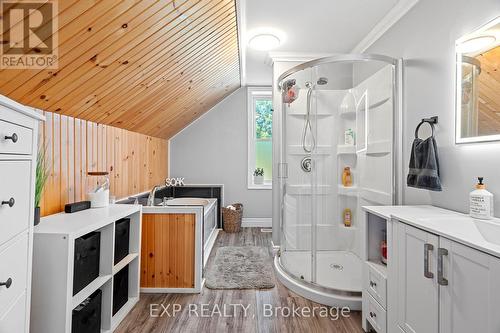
[473,219,500,246]
[157,198,210,206]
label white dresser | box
[0,95,44,332]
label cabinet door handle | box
[4,133,18,143]
[424,243,434,279]
[438,248,449,286]
[0,278,12,288]
[369,311,376,318]
[369,281,377,287]
[1,198,15,207]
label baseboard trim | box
[241,217,272,227]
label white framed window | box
[247,87,273,190]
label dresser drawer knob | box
[0,278,12,288]
[369,311,376,318]
[4,133,18,143]
[1,198,15,207]
[370,281,377,287]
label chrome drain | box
[330,263,344,271]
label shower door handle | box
[424,243,434,279]
[278,163,288,179]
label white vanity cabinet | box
[396,223,500,333]
[363,205,500,333]
[396,223,439,333]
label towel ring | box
[415,116,438,139]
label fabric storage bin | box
[114,218,130,265]
[71,289,102,333]
[113,265,129,315]
[73,231,101,295]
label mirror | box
[456,17,500,143]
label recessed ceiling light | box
[248,34,281,51]
[457,35,496,53]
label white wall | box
[367,0,500,215]
[169,87,272,218]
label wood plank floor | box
[115,228,364,333]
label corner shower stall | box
[273,55,402,309]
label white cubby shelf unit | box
[30,204,142,333]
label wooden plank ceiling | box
[0,0,241,139]
[477,46,500,135]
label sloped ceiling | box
[0,0,241,139]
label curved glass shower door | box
[279,67,315,284]
[277,55,399,299]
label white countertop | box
[36,204,141,237]
[363,205,500,258]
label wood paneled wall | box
[141,213,196,288]
[39,111,168,217]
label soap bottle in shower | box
[342,167,352,187]
[470,177,494,219]
[343,208,352,227]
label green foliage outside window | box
[255,99,272,139]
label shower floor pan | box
[274,250,362,310]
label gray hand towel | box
[407,136,442,191]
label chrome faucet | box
[147,185,162,206]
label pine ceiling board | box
[90,4,236,124]
[73,0,235,123]
[131,64,239,134]
[5,0,182,101]
[115,41,239,129]
[0,0,158,93]
[54,1,234,121]
[25,0,200,115]
[0,0,240,139]
[160,79,240,136]
[97,22,237,126]
[477,46,500,126]
[154,67,240,131]
[136,60,239,134]
[0,0,92,86]
[160,81,240,138]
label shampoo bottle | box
[470,177,494,220]
[342,167,352,187]
[343,208,352,227]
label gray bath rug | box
[205,246,275,289]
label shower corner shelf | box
[338,185,358,196]
[337,145,356,155]
[366,140,391,155]
[339,223,358,230]
[339,110,356,117]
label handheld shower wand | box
[302,81,316,153]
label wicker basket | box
[222,203,243,233]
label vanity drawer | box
[366,293,387,333]
[365,262,387,309]
[0,160,32,245]
[0,234,29,317]
[0,119,32,155]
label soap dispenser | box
[470,177,494,220]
